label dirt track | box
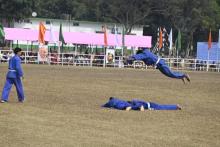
[0,64,220,147]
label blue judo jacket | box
[131,48,158,66]
[6,55,23,79]
[1,54,25,102]
[130,48,186,79]
[102,97,132,110]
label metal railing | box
[0,50,220,72]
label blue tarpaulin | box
[197,42,220,62]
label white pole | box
[91,45,94,54]
[207,50,210,71]
[62,53,64,66]
[27,41,29,53]
[48,52,51,65]
[75,44,77,56]
[90,45,93,67]
[10,41,12,50]
[25,40,28,64]
[121,46,124,57]
[218,47,219,72]
[103,47,106,67]
[58,41,61,64]
[177,50,179,70]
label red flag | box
[38,22,46,44]
[103,25,108,47]
[208,29,212,49]
[159,27,163,49]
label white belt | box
[155,58,161,65]
[147,102,152,110]
[8,69,16,72]
[154,58,161,68]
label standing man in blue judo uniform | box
[1,47,25,103]
[127,48,190,83]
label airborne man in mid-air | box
[127,48,190,84]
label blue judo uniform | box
[102,97,180,110]
[130,48,186,79]
[1,55,25,102]
[102,97,132,110]
[130,99,179,110]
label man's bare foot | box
[140,105,145,111]
[177,104,182,110]
[126,106,132,111]
[182,78,186,84]
[185,74,191,83]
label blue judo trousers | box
[130,99,178,110]
[1,55,25,102]
[102,97,179,110]
[130,48,186,79]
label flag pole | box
[58,41,61,64]
[207,49,210,71]
[103,24,108,67]
[26,40,28,64]
[216,46,219,72]
[218,29,220,72]
[75,44,77,56]
[103,46,106,67]
[207,29,211,71]
[177,49,179,70]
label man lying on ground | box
[102,97,181,111]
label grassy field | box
[0,64,220,147]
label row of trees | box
[1,0,220,57]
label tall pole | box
[27,40,29,53]
[103,46,106,67]
[74,44,77,56]
[26,40,29,64]
[69,14,71,32]
[10,41,12,50]
[177,49,179,70]
[207,50,210,71]
[217,46,219,72]
[216,44,220,72]
[121,25,125,62]
[207,29,211,72]
[58,41,61,64]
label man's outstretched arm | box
[131,53,147,61]
[126,53,147,64]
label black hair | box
[136,49,143,54]
[13,47,22,54]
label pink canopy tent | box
[4,28,152,48]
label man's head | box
[13,47,22,56]
[136,49,143,54]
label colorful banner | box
[38,44,48,62]
[106,48,115,64]
[38,22,46,44]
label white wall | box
[13,18,143,48]
[14,18,144,36]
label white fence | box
[0,50,220,72]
